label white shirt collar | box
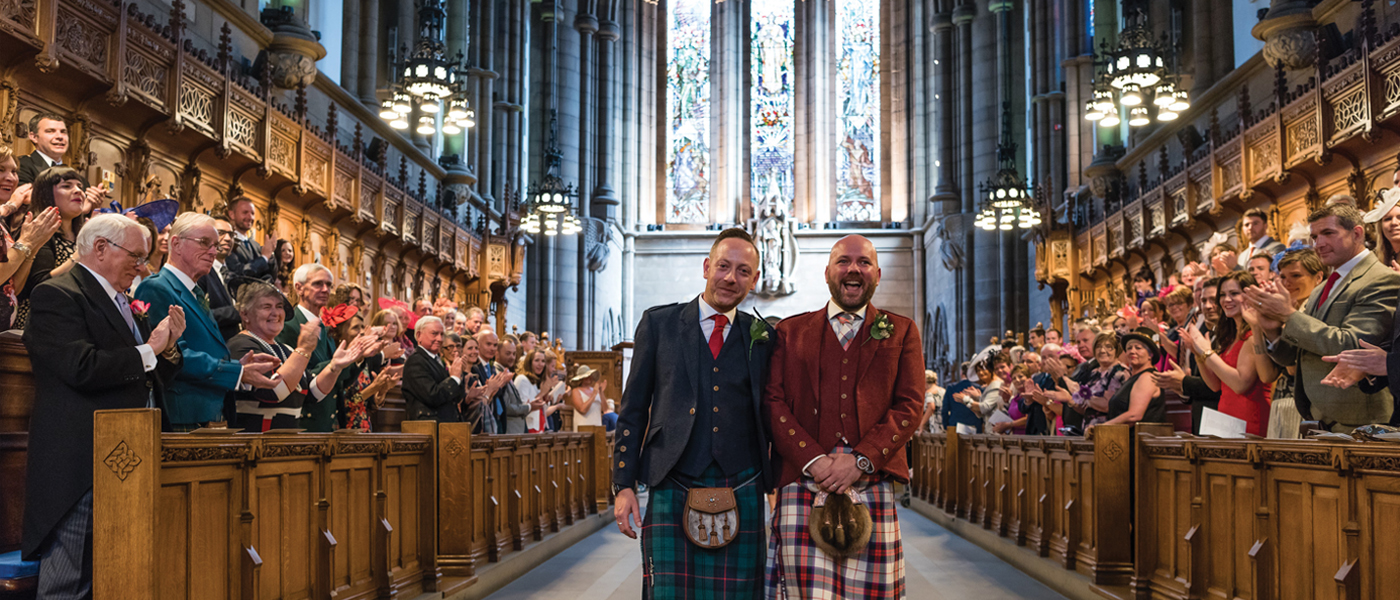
[296,304,320,325]
[420,346,438,361]
[234,230,250,242]
[1251,235,1273,250]
[79,263,122,301]
[37,152,60,167]
[697,296,738,326]
[826,299,869,321]
[213,259,225,272]
[162,263,199,293]
[1334,248,1371,281]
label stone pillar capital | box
[951,5,976,25]
[987,0,1013,14]
[597,20,620,41]
[932,12,954,32]
[574,13,599,35]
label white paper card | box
[956,423,977,435]
[987,411,1013,426]
[1199,408,1248,438]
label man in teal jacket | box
[136,212,280,429]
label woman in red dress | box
[1182,271,1276,436]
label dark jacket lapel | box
[73,266,137,345]
[679,298,701,393]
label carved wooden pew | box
[93,409,438,600]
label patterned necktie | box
[115,293,141,341]
[194,285,211,314]
[835,312,858,350]
[708,314,728,359]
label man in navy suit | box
[135,212,280,430]
[612,228,774,598]
[222,197,276,295]
[22,214,183,598]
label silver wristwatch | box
[854,453,875,474]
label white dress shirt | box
[81,263,156,372]
[1238,236,1277,268]
[698,296,737,342]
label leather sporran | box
[684,487,740,549]
[808,489,873,559]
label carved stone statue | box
[747,173,797,297]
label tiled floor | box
[484,501,1067,599]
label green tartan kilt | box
[641,465,765,600]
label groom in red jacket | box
[763,234,924,599]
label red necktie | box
[1314,272,1341,313]
[708,314,728,359]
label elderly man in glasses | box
[136,212,282,431]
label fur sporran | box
[684,487,740,549]
[808,489,873,559]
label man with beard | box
[763,235,923,599]
[223,197,276,295]
[613,228,775,599]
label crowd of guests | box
[920,197,1400,440]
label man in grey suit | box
[1249,204,1400,430]
[612,228,774,598]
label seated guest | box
[227,282,360,431]
[1236,207,1286,269]
[1263,248,1324,438]
[135,212,281,429]
[1093,329,1163,430]
[0,148,62,327]
[1184,271,1275,436]
[1251,204,1400,430]
[324,304,401,431]
[404,315,473,422]
[22,214,183,596]
[14,166,90,328]
[276,263,369,431]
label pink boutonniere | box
[129,299,150,320]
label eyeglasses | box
[214,230,235,238]
[180,236,218,251]
[104,239,148,263]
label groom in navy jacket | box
[612,228,774,599]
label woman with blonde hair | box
[514,349,564,432]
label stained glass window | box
[665,0,711,224]
[834,0,880,222]
[750,0,795,217]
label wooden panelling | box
[93,412,608,600]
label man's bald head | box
[474,329,499,361]
[825,235,881,311]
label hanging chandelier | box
[523,111,582,237]
[975,109,1041,232]
[1083,8,1190,127]
[377,0,475,135]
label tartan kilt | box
[641,465,766,600]
[765,480,905,600]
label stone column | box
[573,7,597,348]
[953,1,977,351]
[931,8,956,211]
[1189,0,1214,98]
[710,0,745,224]
[444,0,471,168]
[795,0,834,224]
[475,0,498,210]
[357,0,379,105]
[339,0,361,94]
[592,19,619,221]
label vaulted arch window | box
[834,0,880,222]
[750,0,795,215]
[657,0,891,226]
[664,0,712,224]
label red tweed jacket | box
[762,304,925,488]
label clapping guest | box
[1092,330,1163,431]
[403,315,483,423]
[369,309,407,365]
[135,212,282,430]
[1071,333,1129,429]
[473,329,524,433]
[324,304,401,432]
[276,263,367,432]
[1182,271,1276,436]
[14,166,91,328]
[1263,248,1325,438]
[514,349,563,433]
[226,282,361,432]
[992,366,1033,434]
[567,364,606,431]
[1208,241,1238,278]
[21,214,184,596]
[272,238,295,294]
[0,148,61,328]
[1250,204,1400,430]
[1366,187,1400,273]
[223,197,276,295]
